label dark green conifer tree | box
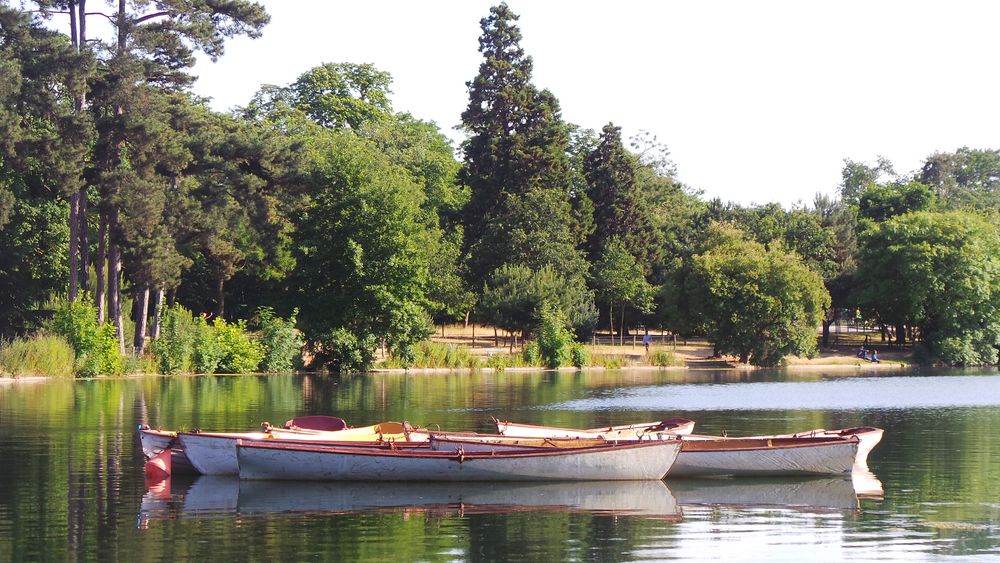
[584,123,663,272]
[460,4,587,289]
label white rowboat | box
[236,439,681,481]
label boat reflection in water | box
[670,470,884,513]
[138,477,683,525]
[139,470,883,527]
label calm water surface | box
[1,368,998,562]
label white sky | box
[184,1,1000,206]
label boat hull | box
[138,427,196,475]
[237,440,681,481]
[774,427,884,468]
[669,438,859,477]
[180,428,423,476]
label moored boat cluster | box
[139,416,882,482]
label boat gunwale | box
[495,419,695,434]
[679,435,859,453]
[179,431,425,449]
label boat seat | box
[374,421,405,434]
[284,415,348,431]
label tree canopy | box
[680,223,830,366]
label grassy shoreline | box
[2,322,914,378]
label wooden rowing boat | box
[236,439,682,481]
[435,429,861,477]
[179,421,411,475]
[492,418,696,439]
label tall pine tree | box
[584,123,662,272]
[460,4,586,290]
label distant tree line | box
[2,2,1000,370]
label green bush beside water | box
[536,307,573,369]
[257,307,303,372]
[382,341,480,369]
[51,296,124,376]
[152,304,300,375]
[650,348,683,367]
[0,334,76,377]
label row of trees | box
[2,2,1000,370]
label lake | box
[1,368,998,561]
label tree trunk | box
[608,303,614,347]
[620,307,626,347]
[821,318,832,347]
[68,191,80,301]
[108,231,125,355]
[78,188,89,294]
[215,275,225,318]
[134,286,149,355]
[151,288,164,340]
[895,323,905,348]
[167,287,176,307]
[95,214,106,323]
[493,326,498,347]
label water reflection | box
[139,478,683,522]
[139,472,882,527]
[669,477,869,512]
[555,375,1000,411]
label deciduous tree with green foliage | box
[479,264,596,340]
[919,147,1000,210]
[681,223,830,366]
[855,211,1000,365]
[592,237,654,344]
[290,131,432,370]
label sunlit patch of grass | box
[589,353,627,369]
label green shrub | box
[521,340,541,366]
[485,352,530,371]
[77,323,125,377]
[591,353,626,369]
[152,305,195,374]
[214,318,265,373]
[570,343,589,369]
[382,341,480,369]
[257,307,303,372]
[650,348,683,367]
[51,296,101,358]
[319,328,377,374]
[124,352,157,375]
[192,316,223,374]
[536,307,573,369]
[51,296,124,376]
[0,334,76,377]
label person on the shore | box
[643,331,652,354]
[856,346,867,358]
[870,349,879,363]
